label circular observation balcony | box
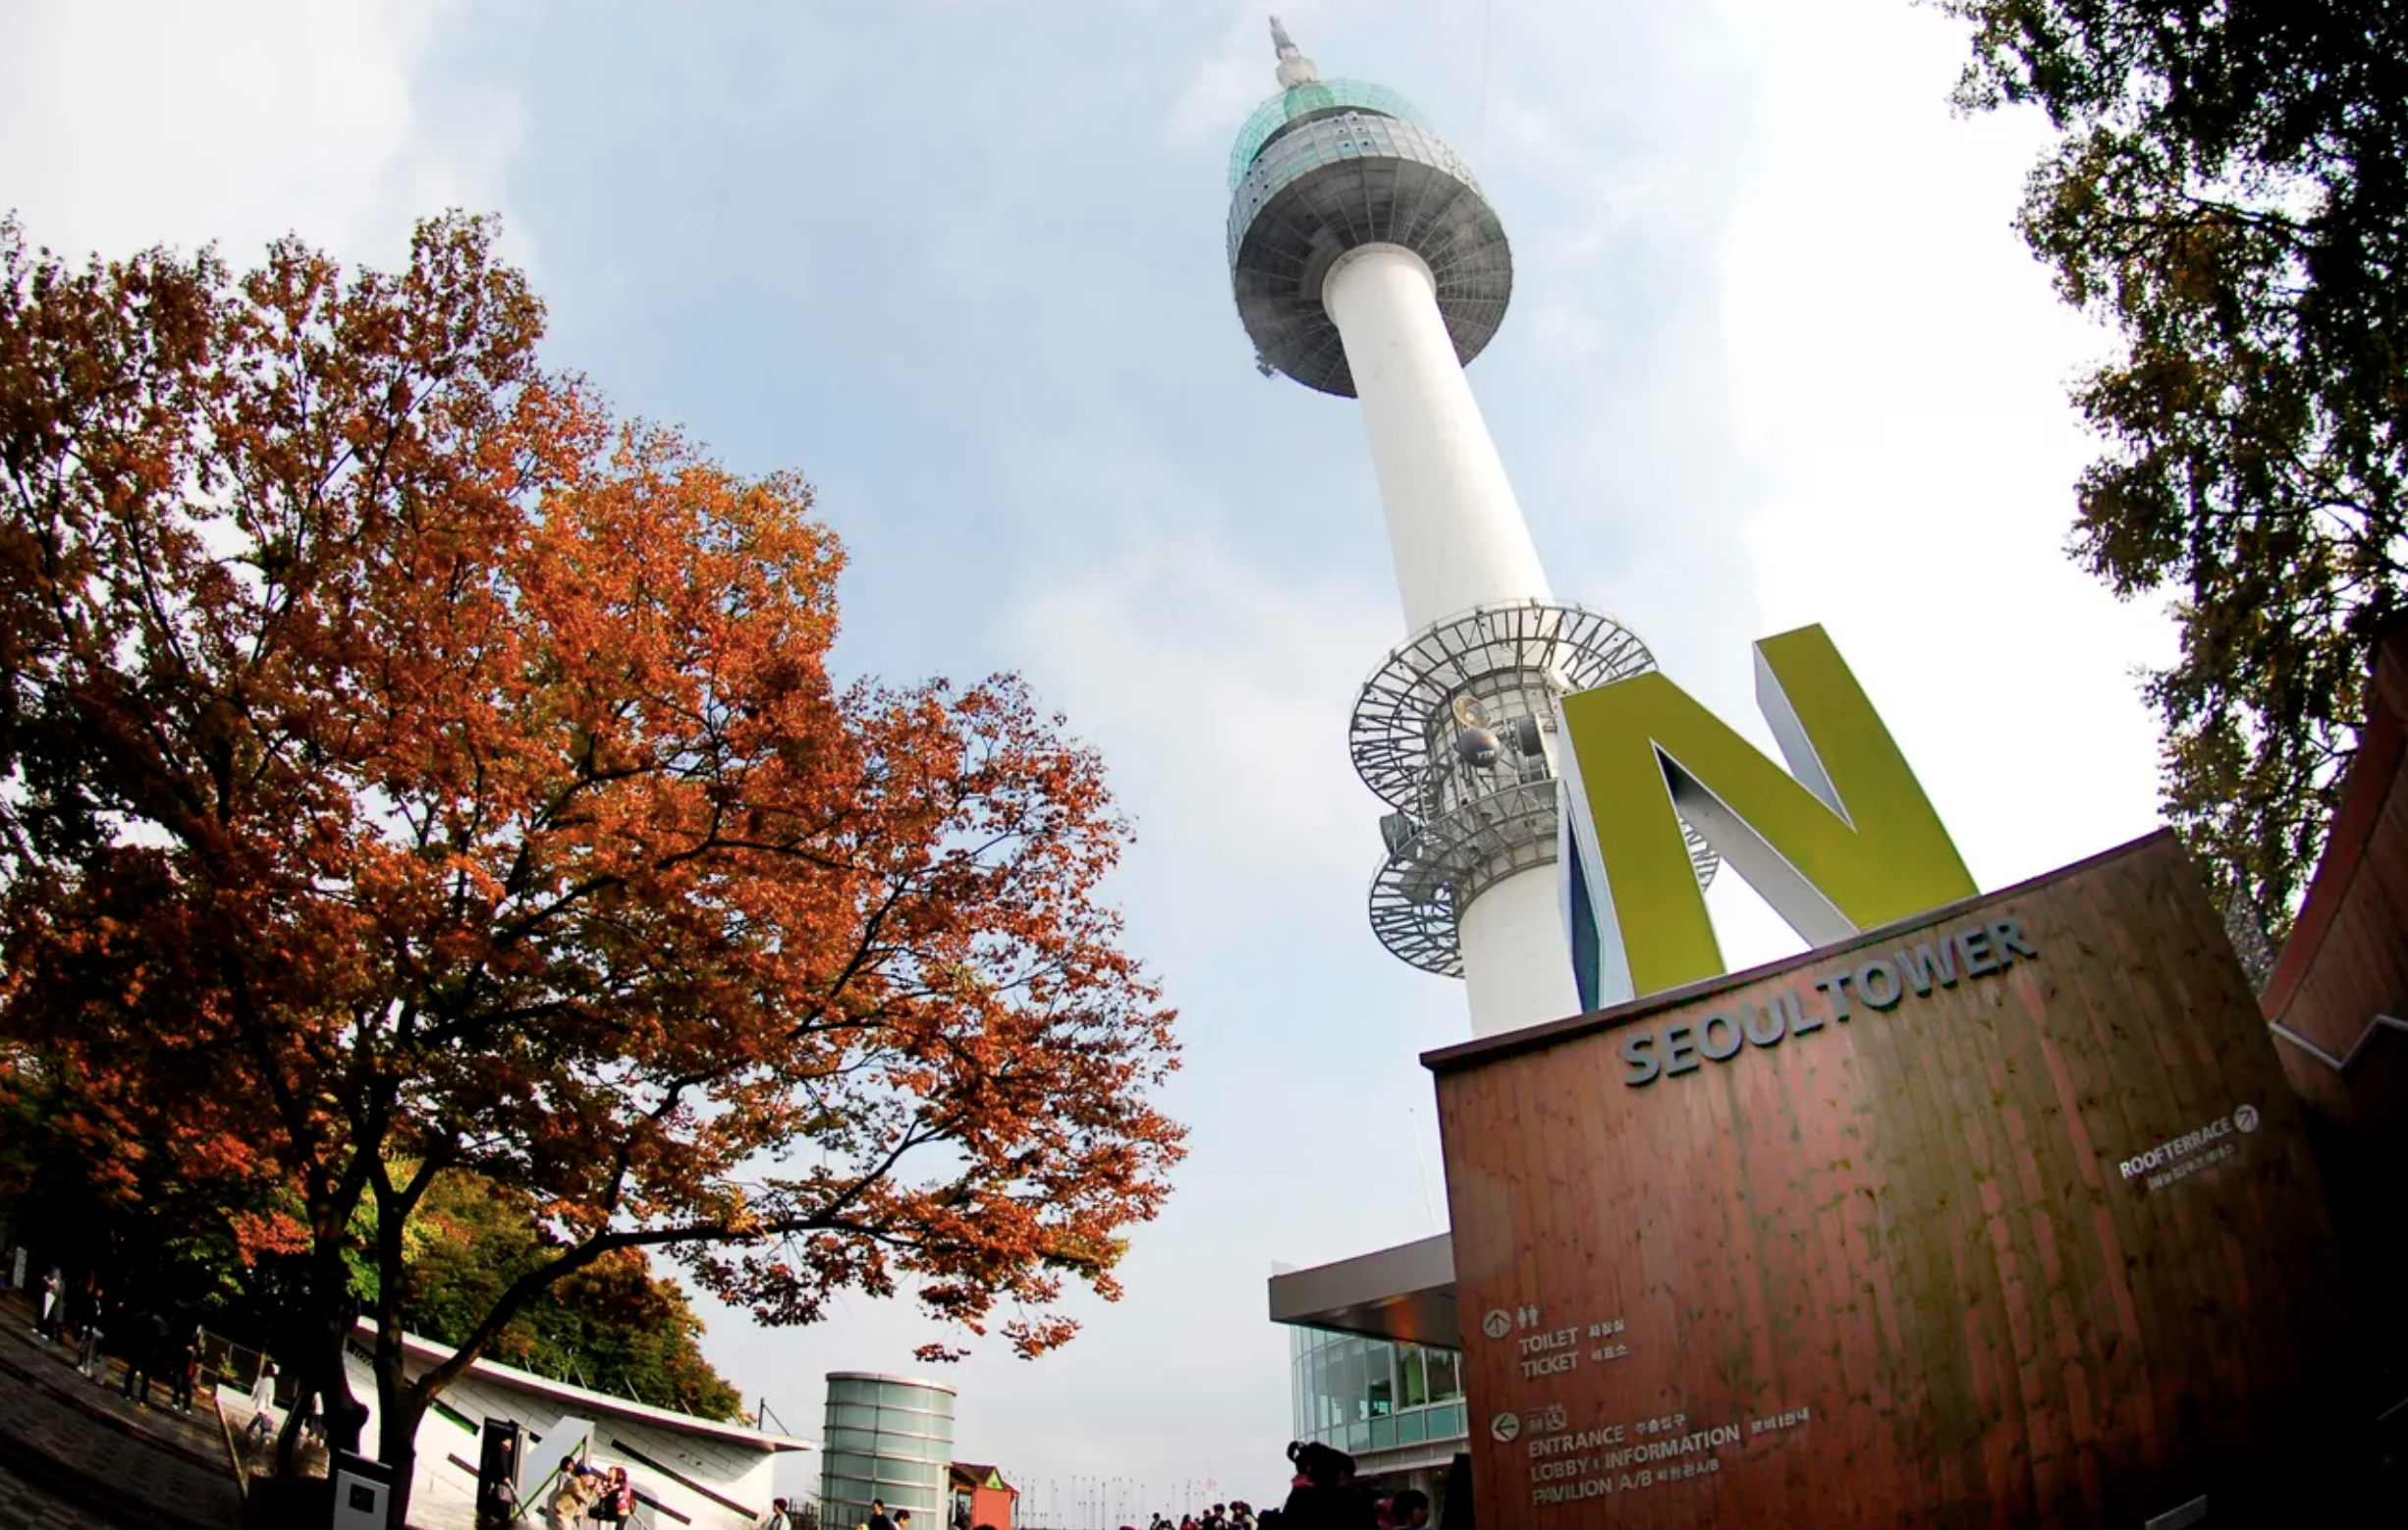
[1227,81,1512,397]
[1353,603,1721,976]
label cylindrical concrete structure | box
[1319,240,1580,1036]
[1455,862,1581,1038]
[1323,245,1552,632]
[820,1372,956,1530]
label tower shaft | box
[1325,244,1576,1035]
[1457,848,1584,1036]
[1324,246,1554,630]
[1227,22,1715,1040]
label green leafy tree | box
[402,1172,743,1419]
[1940,0,2408,923]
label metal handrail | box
[2268,1012,2408,1072]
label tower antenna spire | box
[1269,15,1319,88]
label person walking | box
[34,1268,60,1339]
[541,1458,599,1530]
[119,1310,164,1406]
[755,1497,794,1530]
[243,1358,281,1446]
[68,1283,95,1373]
[77,1305,106,1381]
[169,1325,199,1413]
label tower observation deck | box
[1228,18,1713,1037]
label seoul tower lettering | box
[1227,18,1715,1037]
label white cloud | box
[0,0,520,269]
[1168,13,1280,152]
[994,450,1402,954]
[1714,0,2176,913]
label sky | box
[2,0,2177,1518]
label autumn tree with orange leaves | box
[0,213,1181,1526]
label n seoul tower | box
[1227,18,1712,1037]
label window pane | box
[906,1430,955,1459]
[1370,1415,1395,1450]
[1399,1345,1428,1409]
[1425,1347,1461,1402]
[1337,1339,1367,1422]
[1292,1347,1306,1439]
[1368,1340,1395,1417]
[1312,1345,1337,1433]
[1397,1410,1427,1447]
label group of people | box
[542,1458,638,1530]
[753,1447,1438,1530]
[28,1266,203,1414]
[812,1497,981,1530]
[1126,1441,1433,1530]
[1262,1441,1433,1530]
[760,1495,996,1530]
[1143,1503,1261,1530]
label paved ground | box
[0,1463,120,1530]
[0,1292,245,1530]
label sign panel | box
[1430,834,2361,1527]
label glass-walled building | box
[820,1372,956,1530]
[1269,1231,1469,1505]
[1289,1327,1468,1488]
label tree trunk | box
[323,1300,368,1458]
[378,1393,424,1530]
[275,1273,368,1475]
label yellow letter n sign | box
[1556,625,1975,1007]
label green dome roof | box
[1227,79,1429,190]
